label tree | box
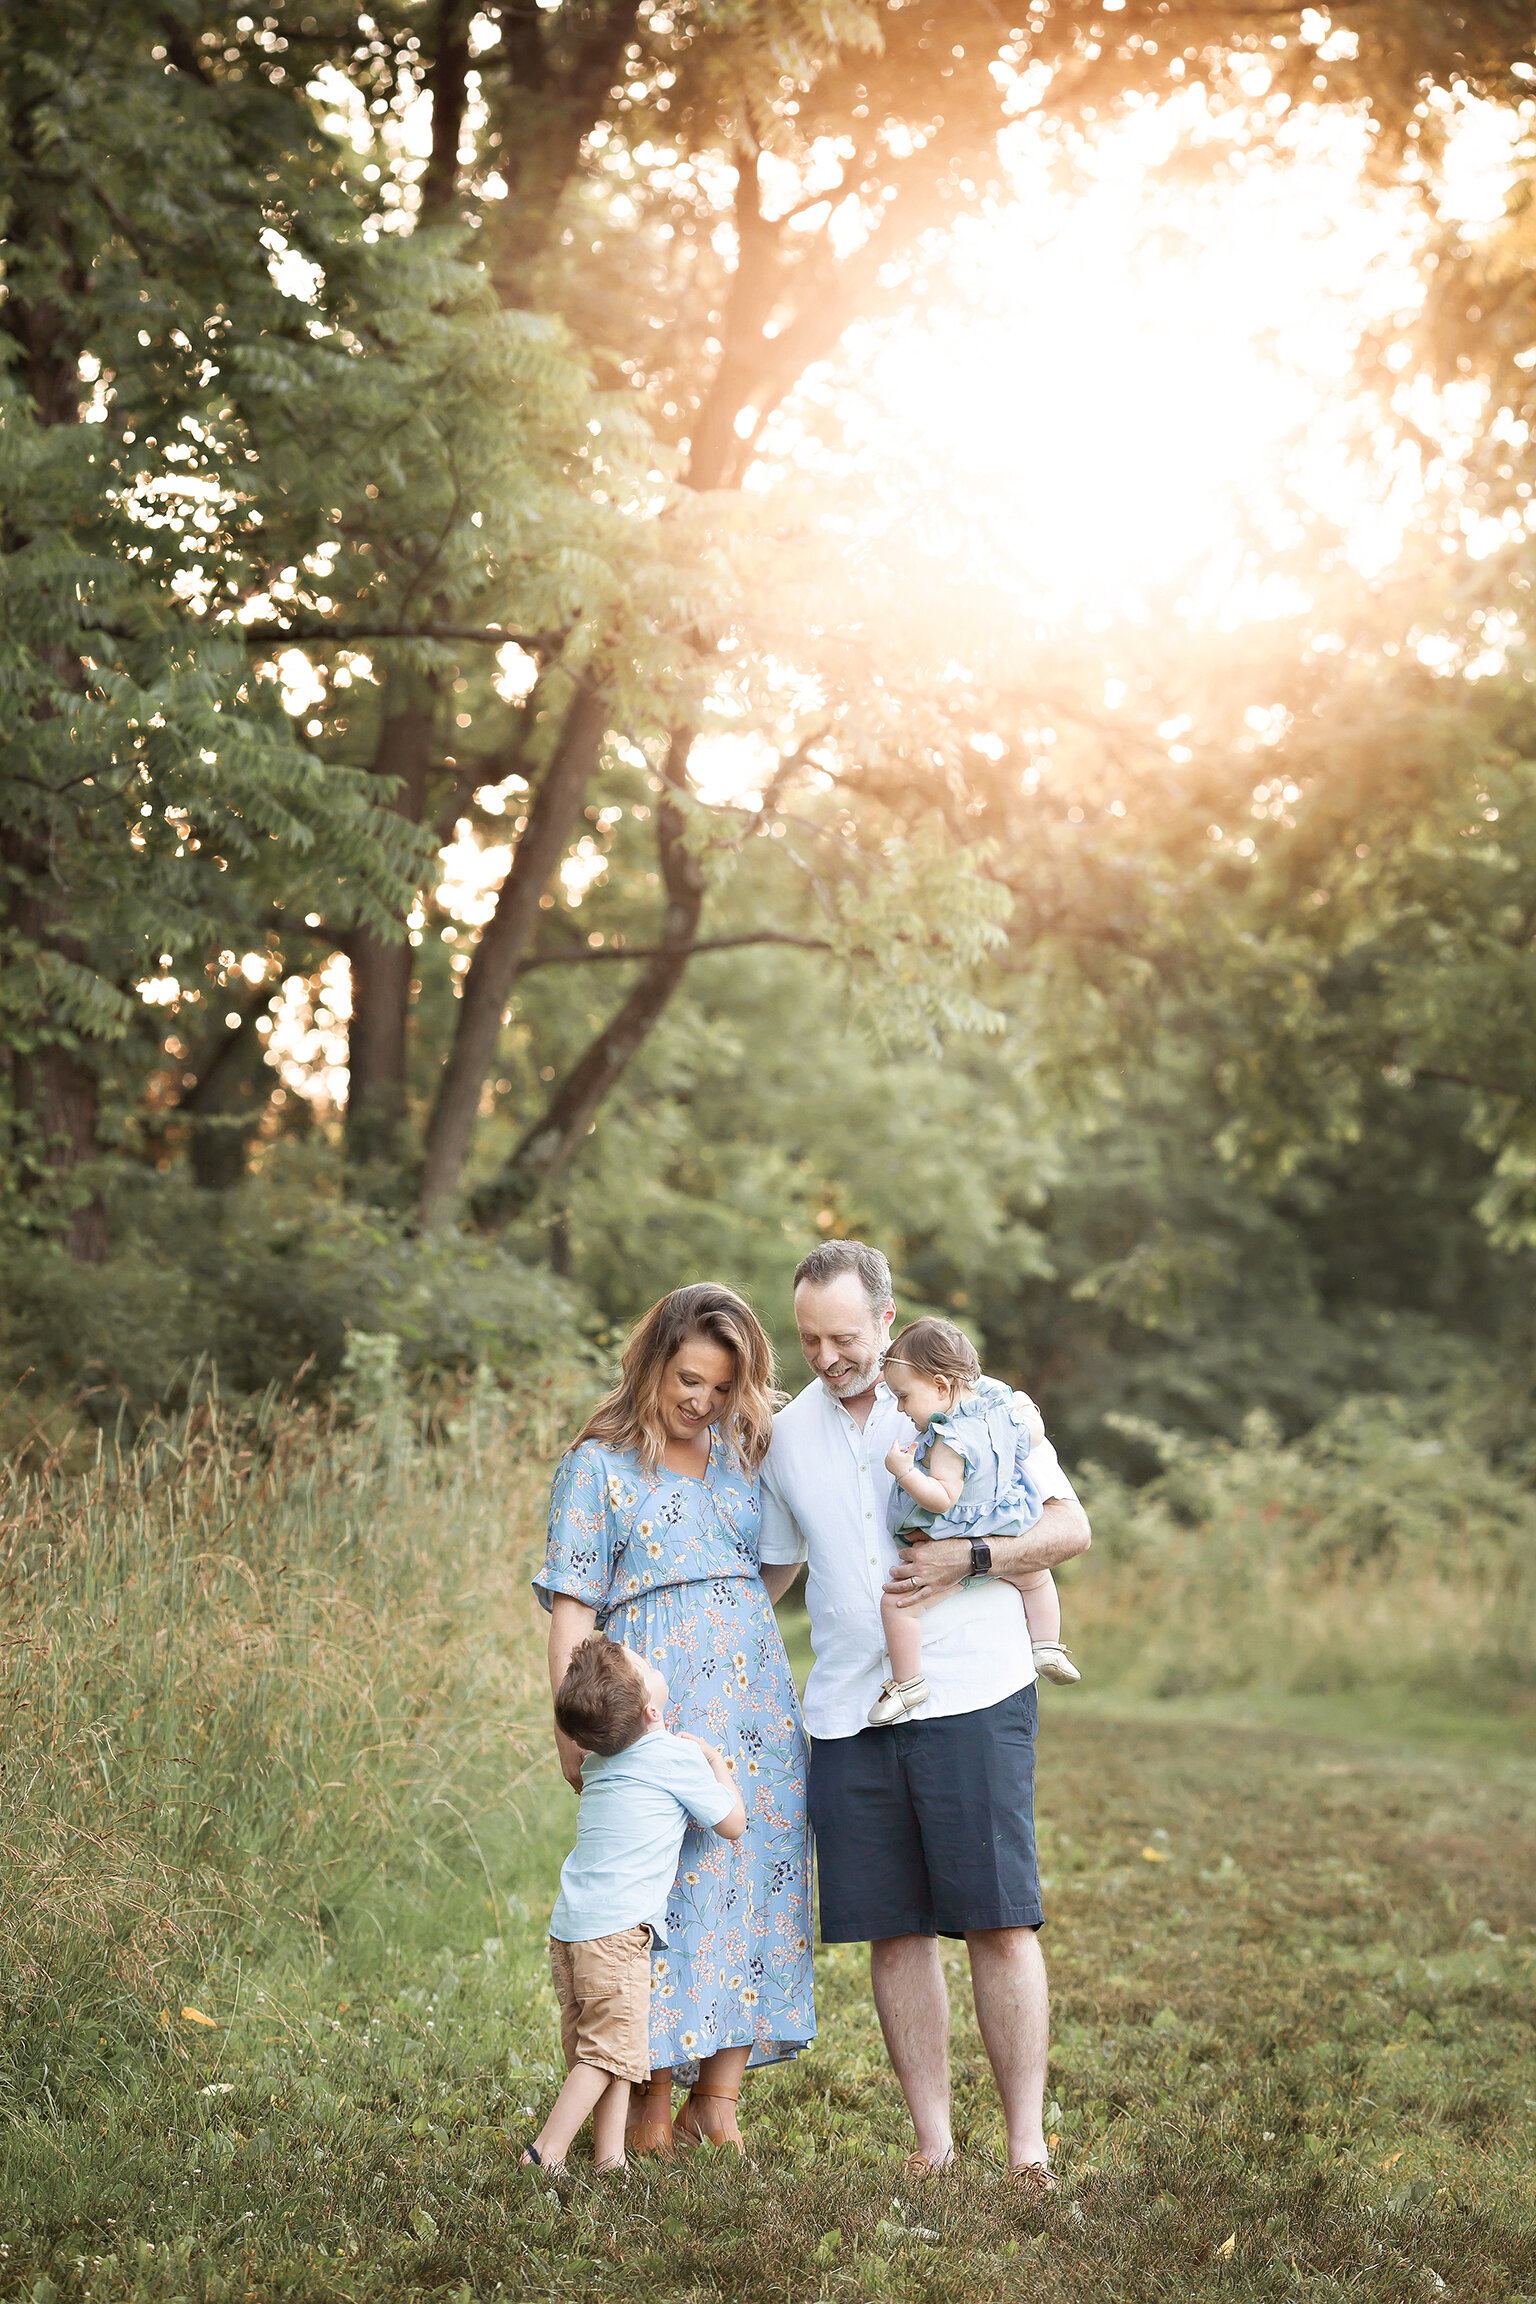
[0,0,686,1250]
[389,0,1536,1227]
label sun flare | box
[762,94,1523,626]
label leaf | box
[1216,2234,1236,2259]
[410,2206,440,2244]
[181,2006,218,2027]
[1141,1846,1172,1862]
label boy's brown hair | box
[554,1635,650,1758]
[884,1316,982,1396]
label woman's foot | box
[1031,1642,1080,1686]
[676,2085,744,2154]
[868,1674,929,1725]
[626,2075,676,2157]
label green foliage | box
[0,1153,585,1410]
[1073,1390,1536,1702]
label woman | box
[534,1283,814,2155]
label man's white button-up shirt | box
[759,1377,1078,1741]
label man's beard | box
[814,1348,883,1400]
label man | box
[758,1239,1091,2186]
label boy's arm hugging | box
[677,1732,747,1839]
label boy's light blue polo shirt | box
[550,1728,735,1947]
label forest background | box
[5,0,1536,1496]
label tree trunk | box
[418,0,474,225]
[179,986,275,1192]
[416,685,610,1227]
[10,1043,109,1263]
[337,1,471,1184]
[343,689,436,1179]
[471,736,702,1229]
[487,0,643,296]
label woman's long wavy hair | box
[571,1283,779,1473]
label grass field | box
[4,1676,1534,2303]
[4,1392,1535,2303]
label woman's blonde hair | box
[571,1283,780,1473]
[884,1316,981,1400]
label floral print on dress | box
[535,1436,815,2076]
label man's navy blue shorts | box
[808,1684,1043,1942]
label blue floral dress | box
[534,1436,815,2077]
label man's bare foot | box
[901,2147,955,2179]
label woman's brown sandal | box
[626,2075,677,2158]
[675,2084,744,2154]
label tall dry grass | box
[0,1354,576,2102]
[1068,1395,1536,1703]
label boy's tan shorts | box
[548,1924,653,2085]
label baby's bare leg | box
[1010,1567,1061,1647]
[882,1581,925,1685]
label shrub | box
[0,1153,588,1421]
[1068,1396,1536,1704]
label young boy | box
[521,1635,746,2177]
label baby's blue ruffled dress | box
[887,1374,1043,1548]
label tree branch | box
[515,930,834,970]
[79,617,568,654]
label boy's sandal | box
[519,2145,567,2179]
[676,2084,744,2154]
[626,2075,677,2158]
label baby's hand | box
[885,1439,917,1480]
[1010,1390,1045,1450]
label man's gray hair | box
[792,1238,893,1313]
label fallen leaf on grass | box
[181,2007,218,2027]
[1141,1847,1172,1864]
[1216,2234,1236,2259]
[1381,2151,1404,2171]
[410,2206,440,2244]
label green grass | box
[3,1691,1534,2303]
[5,1389,1536,2303]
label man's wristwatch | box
[968,1538,993,1578]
